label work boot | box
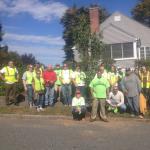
[89,118,96,122]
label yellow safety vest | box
[34,76,45,92]
[33,68,43,77]
[26,71,34,85]
[4,67,17,83]
[140,71,150,88]
[108,72,118,86]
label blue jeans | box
[26,85,33,103]
[119,104,127,112]
[45,86,55,106]
[126,95,139,115]
[61,84,72,105]
[37,94,44,108]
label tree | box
[131,0,150,27]
[61,5,109,62]
[0,24,2,42]
[21,53,37,65]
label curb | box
[0,114,72,120]
[0,113,150,122]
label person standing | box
[33,63,43,77]
[43,65,57,107]
[0,61,19,105]
[121,68,141,117]
[54,64,62,101]
[72,65,86,98]
[60,63,73,106]
[22,64,34,108]
[90,71,110,122]
[94,64,108,79]
[107,65,118,89]
[139,66,150,104]
[33,71,45,112]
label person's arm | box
[0,72,5,81]
[22,72,27,91]
[105,79,110,99]
[120,78,128,94]
[89,79,95,98]
[16,68,19,82]
[0,68,5,81]
[117,92,124,107]
[90,88,95,98]
[54,72,57,82]
[135,74,141,94]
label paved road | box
[0,117,150,150]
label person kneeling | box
[107,85,126,113]
[72,90,86,121]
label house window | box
[105,42,134,59]
[112,43,122,58]
[104,45,111,58]
[146,47,150,59]
[140,47,145,59]
[123,42,133,58]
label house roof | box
[100,12,150,47]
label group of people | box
[0,61,149,122]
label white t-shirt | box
[72,97,85,107]
[61,69,73,84]
[108,91,124,106]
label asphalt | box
[0,117,150,150]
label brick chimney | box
[89,7,100,34]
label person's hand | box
[24,86,27,92]
[124,90,128,95]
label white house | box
[101,12,150,67]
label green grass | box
[0,103,72,116]
[0,102,150,119]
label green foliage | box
[61,5,110,62]
[0,24,39,96]
[131,0,150,27]
[135,59,150,68]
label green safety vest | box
[74,71,86,85]
[54,69,62,85]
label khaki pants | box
[5,83,17,104]
[91,98,107,119]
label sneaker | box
[108,106,112,111]
[14,102,19,106]
[89,118,96,122]
[138,115,144,119]
[114,108,118,113]
[101,118,109,122]
[39,107,44,111]
[37,108,40,112]
[29,103,32,108]
[131,114,135,117]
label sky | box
[0,0,139,65]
